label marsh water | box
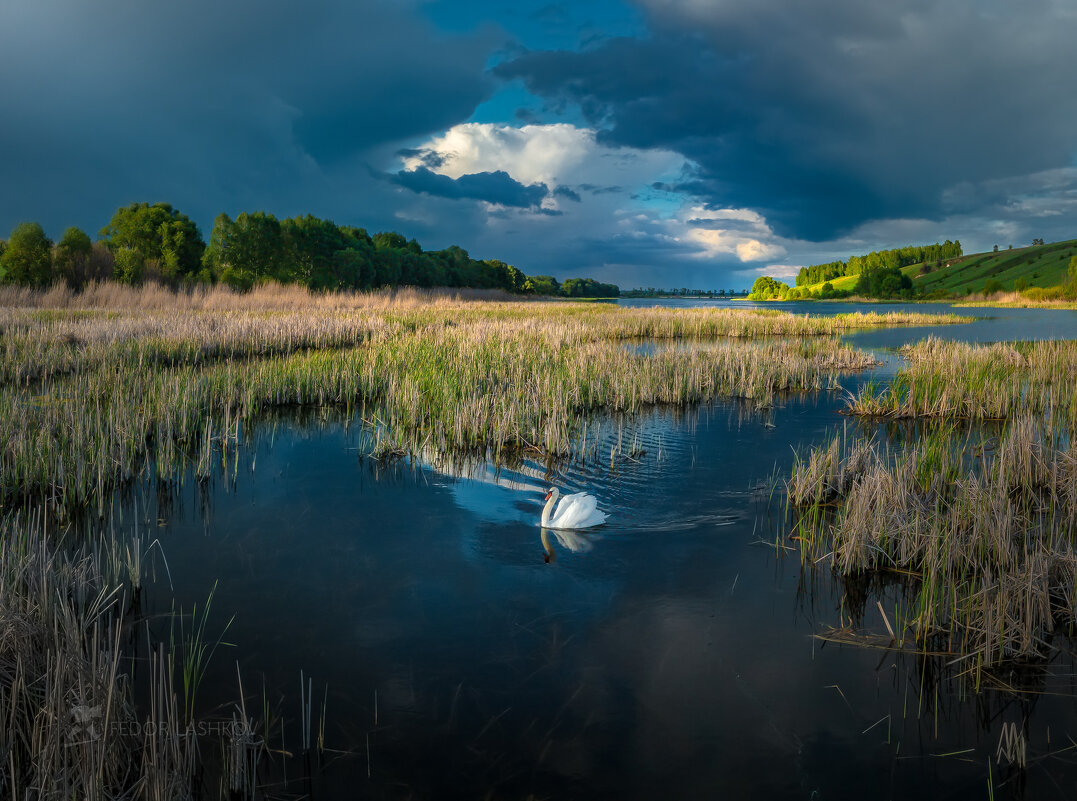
[117,302,1077,799]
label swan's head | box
[544,487,559,502]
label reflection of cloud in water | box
[448,478,531,525]
[416,447,549,525]
[419,449,609,533]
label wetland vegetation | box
[0,282,964,514]
[5,281,1077,798]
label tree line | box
[0,202,619,298]
[794,241,962,286]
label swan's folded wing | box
[554,493,603,528]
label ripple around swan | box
[409,398,798,541]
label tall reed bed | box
[0,512,201,799]
[0,510,329,799]
[846,337,1077,425]
[788,417,1077,667]
[0,286,961,513]
[0,293,963,388]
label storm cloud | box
[0,0,494,235]
[498,0,1077,241]
[2,0,1076,288]
[391,167,549,208]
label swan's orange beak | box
[543,490,552,501]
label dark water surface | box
[120,305,1077,799]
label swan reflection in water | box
[540,525,596,563]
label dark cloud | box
[395,148,447,169]
[391,167,549,208]
[579,184,624,195]
[0,0,495,235]
[553,185,582,202]
[497,0,1077,240]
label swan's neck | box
[541,494,556,527]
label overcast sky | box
[2,0,1075,288]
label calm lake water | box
[116,302,1077,799]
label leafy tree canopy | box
[2,203,620,298]
[853,265,913,298]
[559,277,619,298]
[54,226,93,286]
[524,275,560,295]
[748,275,789,300]
[100,202,205,282]
[796,241,962,286]
[0,222,53,286]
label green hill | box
[796,239,1077,298]
[911,239,1077,295]
[798,273,859,294]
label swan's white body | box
[541,487,608,529]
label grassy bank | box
[953,290,1077,309]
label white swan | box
[540,487,608,529]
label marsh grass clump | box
[789,418,1077,666]
[845,337,1077,425]
[0,512,203,799]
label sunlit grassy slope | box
[796,239,1077,297]
[911,239,1076,294]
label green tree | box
[100,202,205,282]
[559,277,619,298]
[853,266,913,298]
[524,275,560,295]
[0,222,54,286]
[1068,254,1077,284]
[113,247,144,284]
[331,247,375,289]
[282,215,353,288]
[748,275,789,300]
[203,212,289,287]
[54,226,93,286]
[372,231,408,251]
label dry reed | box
[0,282,962,514]
[788,418,1077,666]
[846,337,1077,426]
